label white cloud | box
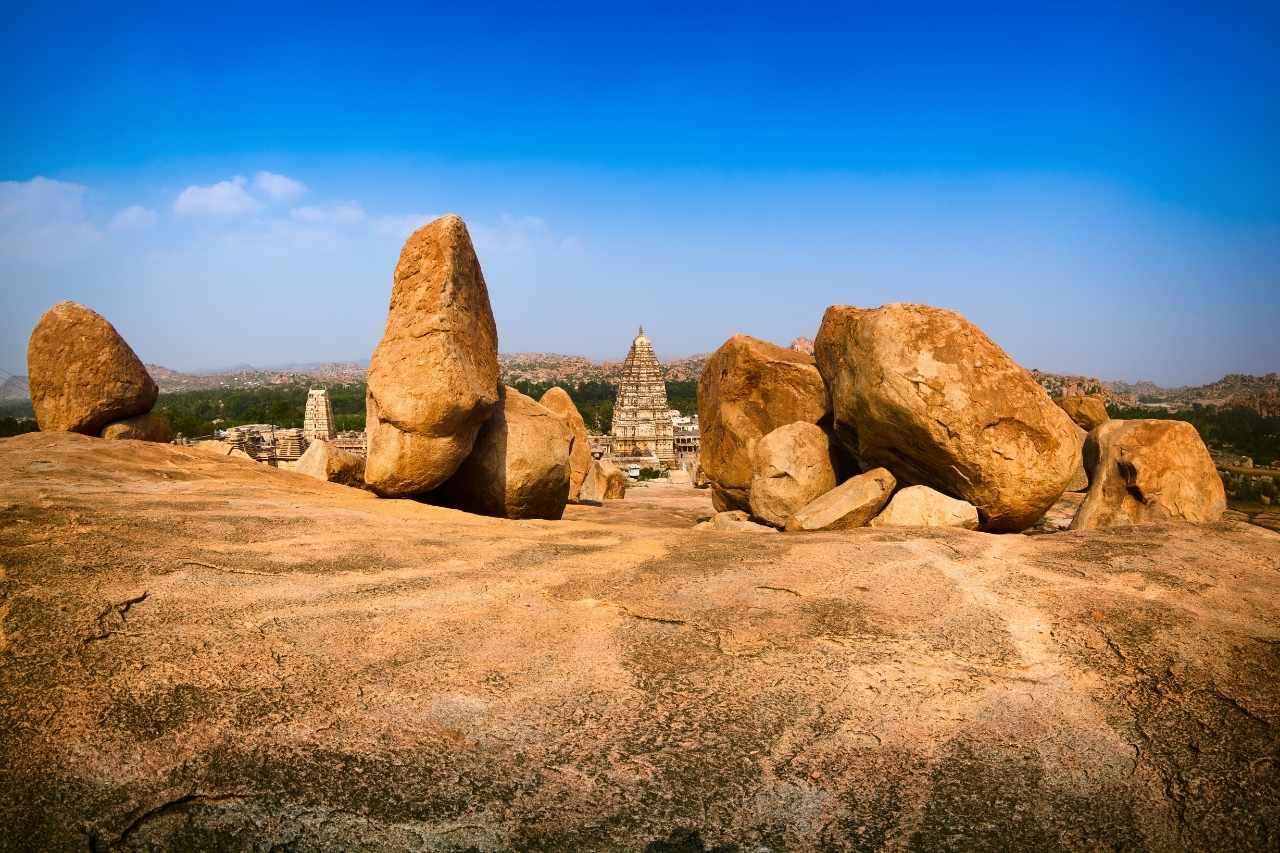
[109,205,158,230]
[292,202,365,226]
[174,176,259,216]
[371,212,437,240]
[0,176,102,260]
[254,171,307,202]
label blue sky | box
[1,2,1277,384]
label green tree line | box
[1107,404,1280,467]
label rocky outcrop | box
[364,215,500,497]
[99,412,173,443]
[1070,419,1227,529]
[748,422,838,528]
[1057,394,1110,431]
[698,335,829,513]
[815,303,1078,531]
[785,467,896,531]
[296,440,366,488]
[694,510,779,533]
[869,485,980,529]
[27,301,158,434]
[538,386,592,502]
[435,386,571,520]
[582,459,627,502]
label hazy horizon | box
[2,5,1277,386]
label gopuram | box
[302,388,337,441]
[610,327,675,469]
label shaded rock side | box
[364,214,500,497]
[694,510,779,533]
[1065,424,1090,492]
[27,300,158,434]
[99,412,173,443]
[296,440,366,488]
[697,335,830,513]
[748,422,838,528]
[786,467,896,531]
[434,386,571,520]
[1070,419,1227,530]
[1057,393,1110,431]
[814,303,1078,531]
[538,386,592,502]
[582,459,627,502]
[869,485,980,529]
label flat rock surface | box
[1,433,1278,851]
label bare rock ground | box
[1,433,1278,851]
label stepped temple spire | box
[303,388,336,442]
[610,327,675,466]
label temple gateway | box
[610,327,676,468]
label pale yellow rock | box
[698,335,829,513]
[364,214,500,497]
[695,510,779,534]
[100,412,173,443]
[582,459,627,502]
[1070,419,1227,530]
[749,422,838,528]
[296,440,366,488]
[815,303,1078,531]
[435,386,571,520]
[27,301,158,435]
[870,486,979,529]
[786,467,896,531]
[538,386,592,502]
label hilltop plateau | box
[1,432,1277,849]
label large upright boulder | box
[296,440,366,488]
[581,459,627,502]
[1070,419,1226,530]
[814,303,1078,532]
[27,301,158,434]
[1057,394,1110,431]
[434,386,571,520]
[538,386,592,502]
[748,422,838,528]
[698,335,830,512]
[100,412,173,443]
[364,215,500,497]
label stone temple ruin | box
[609,327,675,469]
[303,388,337,441]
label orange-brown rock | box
[434,386,571,520]
[748,422,838,528]
[296,440,366,488]
[698,335,829,513]
[26,301,158,434]
[815,303,1078,531]
[1071,419,1227,530]
[582,459,627,502]
[99,412,173,443]
[1057,394,1110,431]
[538,386,591,502]
[364,214,500,497]
[785,467,896,531]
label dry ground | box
[1,432,1278,851]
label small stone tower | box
[302,388,336,441]
[610,327,675,466]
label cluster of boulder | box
[26,301,173,443]
[361,214,619,519]
[698,303,1226,533]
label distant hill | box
[0,374,30,401]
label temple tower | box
[610,327,675,466]
[303,388,336,441]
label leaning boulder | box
[1057,394,1110,431]
[582,459,627,502]
[869,486,979,530]
[749,422,838,528]
[1070,420,1226,530]
[815,303,1078,531]
[364,215,500,497]
[786,467,896,531]
[100,412,173,443]
[434,386,571,520]
[538,386,592,502]
[296,440,366,488]
[698,335,829,513]
[27,301,158,435]
[694,510,778,534]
